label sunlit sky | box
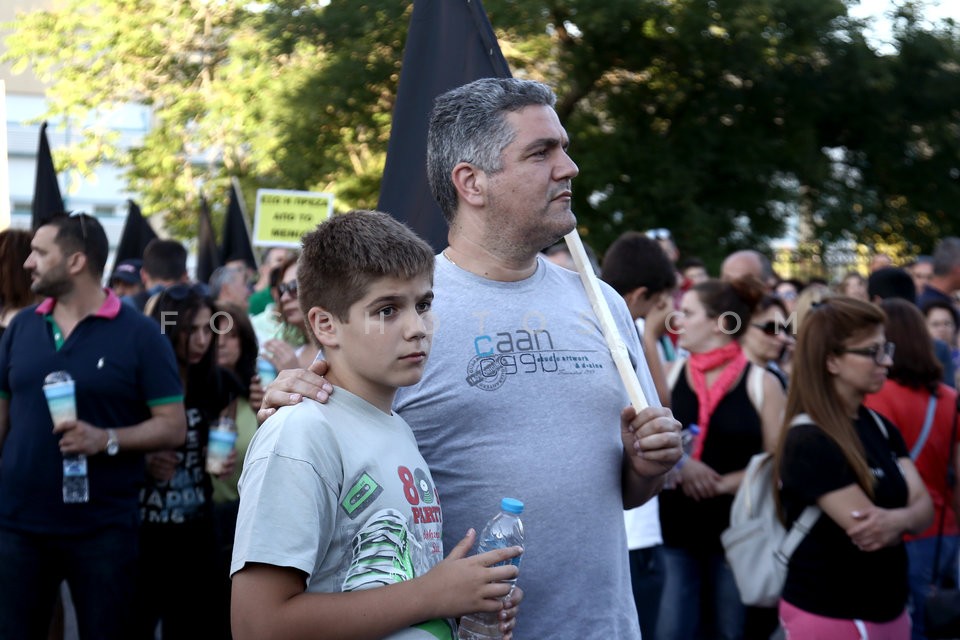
[848,0,959,51]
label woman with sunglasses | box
[658,277,787,640]
[259,255,319,373]
[135,283,243,639]
[742,294,794,390]
[864,298,959,640]
[774,297,933,639]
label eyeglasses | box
[752,321,790,337]
[644,228,672,241]
[162,283,210,301]
[69,211,92,241]
[840,341,895,365]
[277,280,298,298]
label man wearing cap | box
[109,259,145,298]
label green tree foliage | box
[4,0,959,262]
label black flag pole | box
[377,0,511,252]
[196,195,221,284]
[31,121,65,230]
[219,177,257,270]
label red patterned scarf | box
[687,341,748,460]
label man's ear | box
[624,286,650,306]
[308,307,339,349]
[451,162,485,208]
[66,251,87,277]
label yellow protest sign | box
[252,189,335,247]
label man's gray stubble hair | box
[426,77,557,223]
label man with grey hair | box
[415,76,681,639]
[208,264,250,308]
[260,77,681,639]
[918,237,960,309]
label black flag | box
[219,179,257,270]
[377,0,511,251]
[113,200,158,264]
[31,121,65,230]
[196,195,221,284]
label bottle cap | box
[500,497,524,514]
[689,423,700,435]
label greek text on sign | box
[253,189,335,248]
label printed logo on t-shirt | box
[341,495,443,590]
[340,509,452,638]
[342,508,416,590]
[465,325,606,391]
[341,472,383,519]
[399,465,442,527]
[139,407,207,524]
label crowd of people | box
[0,76,958,640]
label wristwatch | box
[105,429,119,456]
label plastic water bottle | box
[62,454,90,504]
[256,355,278,387]
[458,498,525,640]
[664,423,700,490]
[42,371,89,504]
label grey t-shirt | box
[395,255,659,639]
[233,388,453,639]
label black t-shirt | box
[779,406,910,621]
[660,363,764,551]
[140,366,240,526]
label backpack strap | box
[909,394,938,460]
[776,505,820,565]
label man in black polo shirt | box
[0,213,186,639]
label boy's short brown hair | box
[298,210,435,322]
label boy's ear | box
[308,306,339,349]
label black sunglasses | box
[751,321,790,337]
[277,280,298,298]
[68,211,93,241]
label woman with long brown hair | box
[865,298,959,640]
[775,297,933,639]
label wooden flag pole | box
[564,228,650,411]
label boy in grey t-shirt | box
[231,211,522,640]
